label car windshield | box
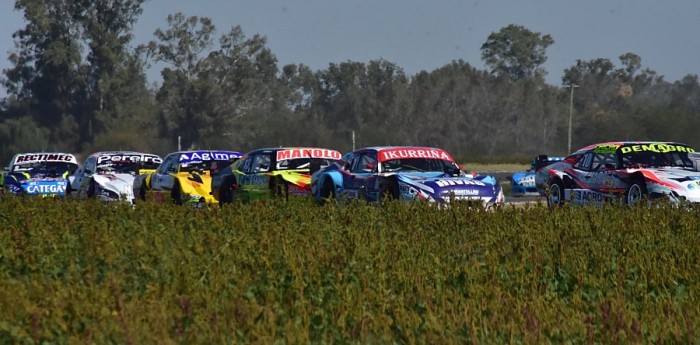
[622,151,694,169]
[97,160,159,175]
[179,160,220,173]
[12,162,77,175]
[276,158,335,171]
[381,158,458,173]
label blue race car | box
[510,155,564,196]
[310,146,504,206]
[3,152,79,197]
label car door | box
[151,154,178,191]
[70,159,87,194]
[577,152,618,191]
[237,152,272,201]
[571,151,619,204]
[344,151,379,201]
[76,157,97,197]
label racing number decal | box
[240,174,269,188]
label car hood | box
[176,172,216,203]
[6,173,68,195]
[93,173,136,196]
[396,173,499,200]
[7,171,68,182]
[637,167,700,181]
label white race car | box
[69,151,162,203]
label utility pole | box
[565,83,579,154]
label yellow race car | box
[133,150,242,205]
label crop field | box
[0,196,698,344]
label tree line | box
[1,0,699,164]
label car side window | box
[157,155,176,174]
[598,153,618,170]
[156,157,167,174]
[342,154,357,171]
[251,154,272,173]
[350,153,378,173]
[584,153,617,171]
[237,157,252,173]
[85,157,96,175]
[574,153,594,171]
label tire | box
[626,180,647,205]
[218,176,236,206]
[272,176,288,201]
[547,179,565,207]
[139,184,147,202]
[319,178,336,204]
[380,178,400,202]
[86,180,95,198]
[171,182,183,205]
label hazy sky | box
[1,0,698,87]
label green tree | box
[2,0,85,150]
[146,13,281,151]
[2,0,151,153]
[0,116,50,164]
[481,24,554,81]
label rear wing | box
[533,155,564,171]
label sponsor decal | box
[435,179,485,188]
[276,148,342,161]
[15,153,77,164]
[240,174,268,187]
[593,144,621,154]
[25,183,66,194]
[378,148,454,162]
[97,154,162,165]
[573,189,606,203]
[180,151,242,162]
[517,175,535,186]
[620,143,695,154]
[448,189,480,196]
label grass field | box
[0,196,698,344]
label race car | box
[3,152,79,197]
[510,155,564,196]
[213,147,342,205]
[133,150,242,205]
[535,141,700,206]
[310,146,504,206]
[69,151,162,203]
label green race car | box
[212,147,341,205]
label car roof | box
[576,141,692,153]
[352,146,456,163]
[245,146,336,153]
[10,152,78,165]
[88,150,160,157]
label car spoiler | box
[533,155,564,171]
[688,152,700,171]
